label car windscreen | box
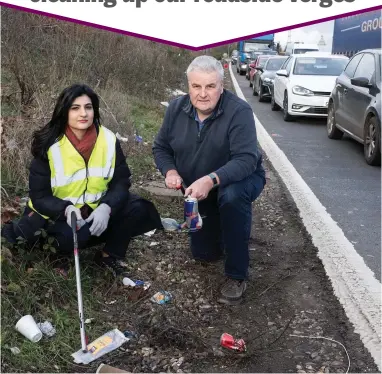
[265,58,287,71]
[261,50,277,55]
[293,57,348,76]
[294,49,319,54]
[250,52,262,59]
[258,57,269,66]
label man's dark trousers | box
[190,170,266,280]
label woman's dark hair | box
[31,84,101,159]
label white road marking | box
[229,63,382,370]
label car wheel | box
[364,116,381,166]
[240,70,245,76]
[327,101,343,139]
[283,92,294,122]
[271,92,280,111]
[258,84,265,102]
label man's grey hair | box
[186,55,224,81]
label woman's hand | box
[85,204,111,236]
[65,205,83,228]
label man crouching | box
[152,55,266,305]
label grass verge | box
[1,96,167,373]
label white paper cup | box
[15,315,43,343]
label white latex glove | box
[65,205,83,228]
[85,203,111,237]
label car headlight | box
[292,85,314,96]
[264,78,274,83]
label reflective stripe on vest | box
[28,125,116,218]
[61,191,107,206]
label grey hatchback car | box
[327,49,381,166]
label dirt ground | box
[67,65,380,374]
[79,155,378,374]
[3,67,379,374]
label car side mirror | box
[276,69,288,77]
[257,66,264,72]
[351,77,372,88]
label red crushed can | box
[220,333,246,352]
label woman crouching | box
[2,84,163,277]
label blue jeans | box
[190,170,266,280]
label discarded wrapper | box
[135,134,143,143]
[150,291,172,304]
[37,321,56,337]
[10,347,21,355]
[71,329,129,364]
[144,229,156,237]
[220,333,246,353]
[105,300,116,305]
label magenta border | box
[0,2,381,51]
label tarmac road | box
[234,70,381,281]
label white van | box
[285,43,319,55]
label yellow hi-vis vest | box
[28,125,116,219]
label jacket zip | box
[81,153,89,204]
[197,118,212,144]
[73,148,89,205]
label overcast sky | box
[275,20,334,52]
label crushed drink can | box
[220,333,246,353]
[184,197,203,232]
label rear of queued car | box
[289,55,349,118]
[250,55,270,86]
[231,51,238,65]
[327,49,381,166]
[251,56,269,92]
[257,57,288,99]
[237,51,252,75]
[246,52,262,80]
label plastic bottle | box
[161,218,180,231]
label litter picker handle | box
[71,211,87,353]
[71,212,78,245]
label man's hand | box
[165,170,182,190]
[85,203,111,237]
[184,176,214,200]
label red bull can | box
[184,197,202,232]
[220,333,246,353]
